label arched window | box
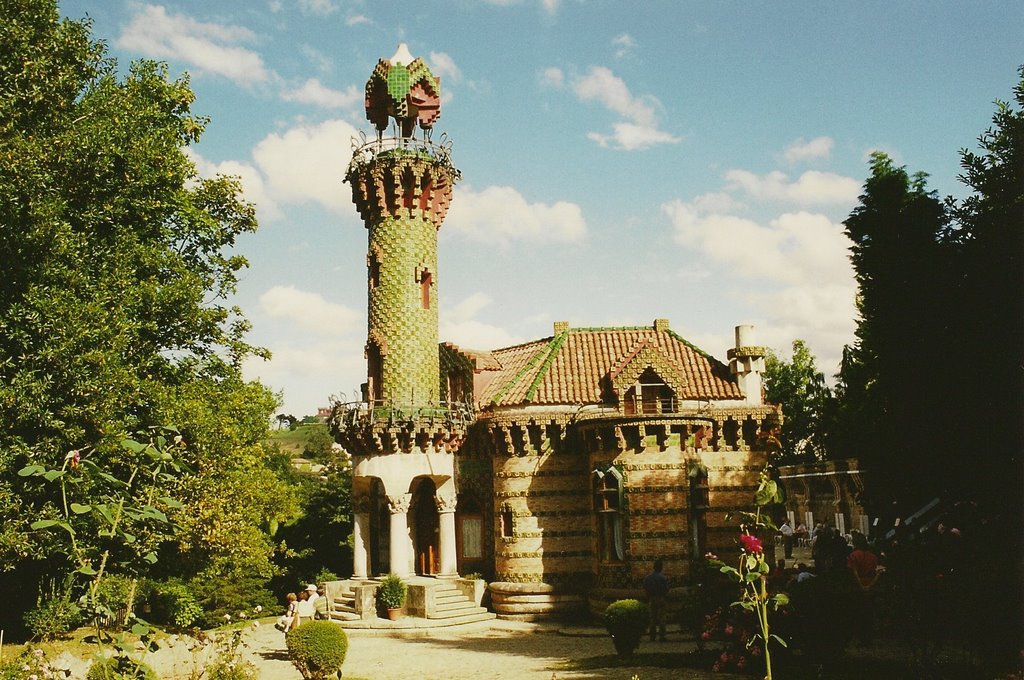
[592,468,624,562]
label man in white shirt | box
[305,583,320,604]
[780,519,795,559]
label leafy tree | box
[763,340,833,464]
[836,69,1023,518]
[0,0,291,623]
[302,423,335,461]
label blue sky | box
[62,1,1022,417]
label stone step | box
[427,606,491,621]
[330,609,361,622]
[434,600,480,613]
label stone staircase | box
[425,579,491,624]
[329,585,362,623]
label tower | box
[334,45,468,580]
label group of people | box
[277,583,325,632]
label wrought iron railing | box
[347,130,458,172]
[331,398,475,431]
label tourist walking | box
[780,518,795,559]
[643,558,670,642]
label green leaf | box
[159,496,183,509]
[70,502,92,514]
[30,519,59,529]
[772,593,790,607]
[78,564,97,576]
[121,439,148,453]
[122,532,136,543]
[770,634,788,648]
[744,571,761,583]
[130,623,150,636]
[43,469,66,482]
[143,552,158,564]
[17,465,45,477]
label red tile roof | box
[478,326,743,407]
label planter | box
[386,608,402,621]
[611,633,641,657]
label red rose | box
[740,533,763,554]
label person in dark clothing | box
[643,558,670,641]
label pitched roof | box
[478,325,743,407]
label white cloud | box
[540,67,564,88]
[783,136,834,164]
[724,169,860,206]
[446,185,587,244]
[259,286,360,336]
[281,78,361,109]
[251,118,360,213]
[298,0,338,15]
[346,14,371,26]
[570,66,679,150]
[243,343,365,414]
[440,293,524,350]
[612,33,635,59]
[117,5,271,85]
[664,198,853,289]
[429,52,462,83]
[187,149,282,221]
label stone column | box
[387,493,413,577]
[435,492,458,577]
[351,494,370,579]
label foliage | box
[285,621,349,680]
[835,68,1023,518]
[763,340,833,463]
[375,574,406,610]
[708,466,788,679]
[187,573,278,630]
[22,578,84,640]
[272,464,353,591]
[149,580,203,629]
[0,0,292,612]
[301,424,335,462]
[700,605,767,674]
[85,656,159,680]
[784,570,856,667]
[603,599,650,658]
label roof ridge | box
[490,336,554,353]
[489,336,558,406]
[665,328,717,363]
[523,329,569,402]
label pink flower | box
[740,533,763,554]
[724,624,734,636]
[700,631,711,641]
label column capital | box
[435,492,457,514]
[386,492,412,514]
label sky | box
[61,0,1023,417]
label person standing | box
[643,559,670,642]
[780,518,795,560]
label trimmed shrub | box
[375,573,406,610]
[86,656,159,680]
[286,621,348,680]
[603,599,650,658]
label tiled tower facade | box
[333,46,470,581]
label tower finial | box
[390,43,415,66]
[365,44,441,139]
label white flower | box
[223,614,231,621]
[239,612,247,619]
[33,649,44,657]
[254,605,263,613]
[252,621,260,629]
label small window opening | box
[500,507,514,538]
[369,252,380,289]
[420,270,432,309]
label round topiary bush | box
[86,656,159,680]
[603,599,651,658]
[285,621,348,680]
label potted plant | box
[603,599,650,658]
[376,573,406,620]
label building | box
[330,45,781,620]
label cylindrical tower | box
[346,44,459,409]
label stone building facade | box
[331,45,781,620]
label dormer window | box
[624,367,677,415]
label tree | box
[763,340,833,464]
[0,0,289,613]
[836,68,1023,517]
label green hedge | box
[286,621,348,680]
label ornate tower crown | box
[364,43,442,139]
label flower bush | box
[285,621,348,680]
[85,656,159,680]
[0,648,67,680]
